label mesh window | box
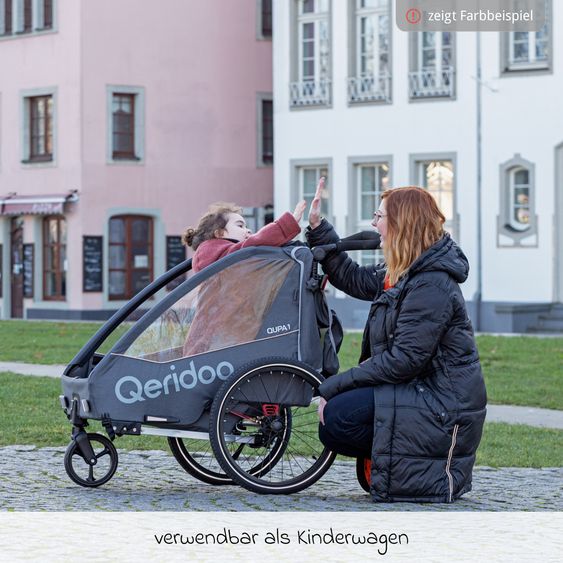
[123,257,295,362]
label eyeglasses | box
[373,211,387,221]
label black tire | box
[168,426,289,486]
[64,433,118,488]
[356,457,371,493]
[209,358,336,495]
[168,437,233,486]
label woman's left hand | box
[318,397,327,425]
[308,177,325,230]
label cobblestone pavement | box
[1,445,561,511]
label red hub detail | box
[261,404,280,416]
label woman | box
[307,180,487,503]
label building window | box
[260,0,272,38]
[502,0,551,72]
[348,0,391,104]
[355,161,389,265]
[108,215,153,300]
[24,94,53,163]
[43,216,66,300]
[112,93,135,160]
[290,0,331,107]
[23,0,31,31]
[107,86,145,163]
[508,167,531,230]
[409,32,455,99]
[412,157,456,239]
[257,95,273,166]
[498,155,537,246]
[300,166,330,216]
[1,0,13,35]
[42,0,52,28]
[0,0,53,34]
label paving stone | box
[1,446,561,512]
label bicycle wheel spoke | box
[211,361,335,494]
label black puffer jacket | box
[307,220,487,503]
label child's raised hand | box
[293,199,307,223]
[308,177,324,230]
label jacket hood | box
[408,233,469,283]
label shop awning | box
[0,192,78,216]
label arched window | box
[108,215,153,300]
[498,155,537,246]
[508,166,531,231]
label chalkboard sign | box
[166,236,187,290]
[23,244,34,298]
[83,236,103,292]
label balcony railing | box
[347,73,391,103]
[289,79,331,107]
[409,67,455,99]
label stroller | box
[60,234,380,495]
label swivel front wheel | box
[64,432,118,488]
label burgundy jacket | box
[192,212,300,272]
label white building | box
[273,0,562,333]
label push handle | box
[312,231,381,261]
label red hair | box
[381,187,445,285]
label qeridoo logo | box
[115,360,234,404]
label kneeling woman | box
[307,183,487,503]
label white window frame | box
[348,0,391,104]
[410,153,458,240]
[502,1,551,73]
[409,32,455,100]
[20,86,57,167]
[497,154,538,246]
[508,167,531,232]
[348,155,392,266]
[290,0,332,108]
[290,158,333,225]
[106,85,145,165]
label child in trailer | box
[182,200,306,272]
[181,200,307,356]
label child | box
[183,200,306,272]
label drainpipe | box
[474,32,483,331]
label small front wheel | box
[64,433,118,488]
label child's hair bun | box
[182,228,197,247]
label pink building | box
[0,0,273,319]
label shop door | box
[10,218,24,318]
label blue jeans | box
[318,387,374,458]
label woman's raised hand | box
[308,177,325,230]
[293,199,307,223]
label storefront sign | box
[23,244,34,298]
[166,236,187,290]
[83,236,103,292]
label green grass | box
[1,372,562,467]
[0,321,561,409]
[0,372,168,451]
[0,320,127,364]
[476,422,563,468]
[476,335,563,410]
[339,333,563,410]
[0,319,561,467]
